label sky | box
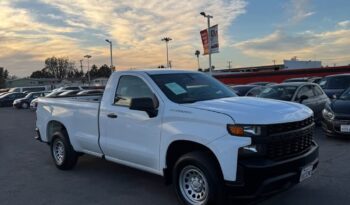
[1,0,350,77]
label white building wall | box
[284,60,322,69]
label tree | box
[97,64,112,78]
[30,56,78,80]
[195,50,200,69]
[0,67,9,88]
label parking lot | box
[1,107,350,205]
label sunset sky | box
[1,0,350,77]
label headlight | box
[227,124,262,136]
[322,108,334,121]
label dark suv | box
[0,92,27,107]
[319,74,350,98]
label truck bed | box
[37,95,103,156]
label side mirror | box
[130,97,158,118]
[332,94,337,100]
[299,95,308,103]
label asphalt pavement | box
[0,107,349,205]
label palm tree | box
[195,50,200,69]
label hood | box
[184,97,313,124]
[331,100,350,115]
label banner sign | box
[200,24,219,55]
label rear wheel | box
[173,151,225,205]
[50,131,78,170]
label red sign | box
[200,24,219,55]
[200,29,209,55]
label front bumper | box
[13,102,21,108]
[225,141,319,198]
[322,119,350,137]
[35,127,43,142]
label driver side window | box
[114,75,154,107]
[296,85,315,100]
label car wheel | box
[21,102,29,109]
[51,131,78,170]
[173,151,225,205]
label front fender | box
[207,135,251,181]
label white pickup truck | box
[36,70,319,205]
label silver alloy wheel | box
[179,165,209,205]
[53,140,65,165]
[22,102,28,109]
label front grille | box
[265,126,313,159]
[267,117,314,135]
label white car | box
[36,70,319,205]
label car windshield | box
[150,73,237,104]
[320,76,350,89]
[259,86,298,101]
[340,88,350,100]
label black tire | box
[172,151,225,205]
[50,131,78,170]
[21,102,29,109]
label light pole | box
[84,55,91,84]
[200,12,213,75]
[161,37,172,68]
[105,39,114,72]
[228,60,232,70]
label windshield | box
[340,88,350,100]
[259,86,298,101]
[150,73,237,104]
[320,76,350,89]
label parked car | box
[0,92,8,97]
[13,91,49,109]
[8,85,51,93]
[249,82,276,86]
[230,85,262,96]
[53,86,83,92]
[322,87,350,137]
[45,90,68,98]
[258,82,330,122]
[0,92,27,107]
[36,70,318,204]
[284,77,322,84]
[58,90,81,97]
[77,89,104,96]
[319,74,350,98]
[0,88,9,93]
[30,98,39,111]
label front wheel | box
[173,151,225,205]
[21,102,29,109]
[51,131,78,170]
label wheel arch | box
[46,120,68,144]
[164,140,224,184]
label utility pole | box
[200,12,213,75]
[161,37,172,68]
[105,39,114,72]
[84,55,92,84]
[228,61,232,70]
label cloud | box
[234,29,350,65]
[338,20,350,28]
[285,0,315,25]
[1,0,247,76]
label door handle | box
[107,113,118,118]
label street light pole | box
[84,55,91,84]
[161,37,172,68]
[200,12,213,75]
[105,39,113,72]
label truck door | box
[99,74,162,171]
